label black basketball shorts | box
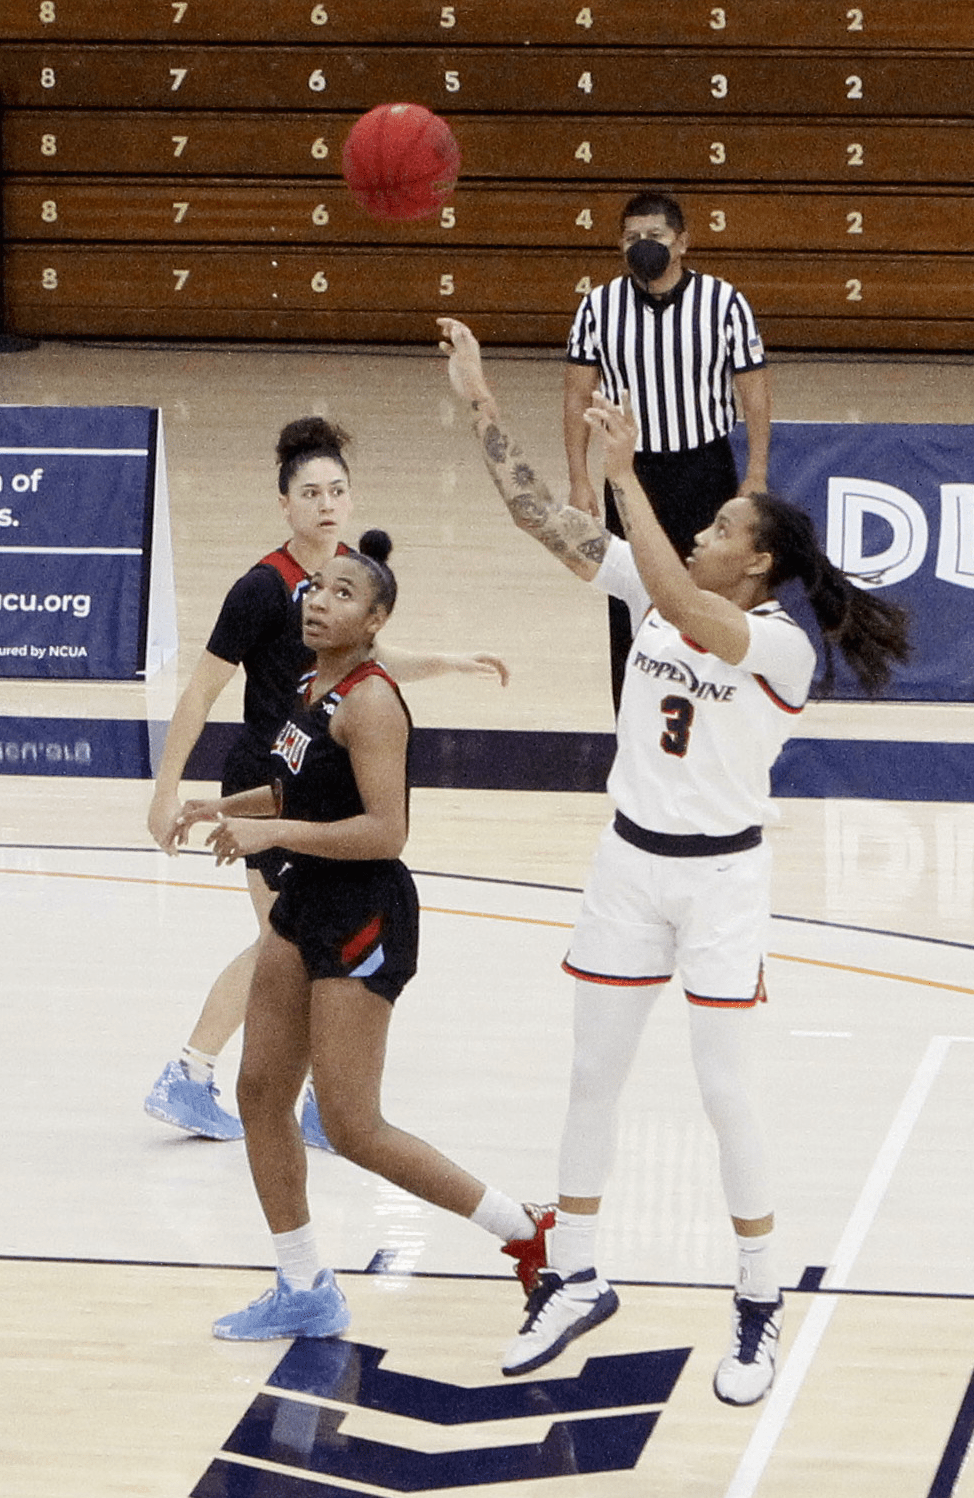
[269,858,420,1003]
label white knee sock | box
[470,1187,533,1242]
[273,1223,321,1291]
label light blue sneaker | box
[144,1059,244,1142]
[300,1083,337,1152]
[213,1269,350,1341]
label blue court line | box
[929,1368,974,1498]
[0,714,973,799]
[773,913,974,956]
[3,1252,974,1302]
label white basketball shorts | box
[563,819,771,1006]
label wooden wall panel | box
[2,46,972,116]
[1,0,971,49]
[6,112,974,187]
[5,302,972,354]
[7,246,974,320]
[6,182,974,255]
[1,9,972,349]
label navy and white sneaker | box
[144,1059,243,1141]
[213,1269,350,1341]
[501,1268,619,1376]
[713,1294,784,1405]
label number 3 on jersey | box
[661,694,694,756]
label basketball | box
[341,103,461,222]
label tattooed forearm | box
[578,534,609,565]
[482,423,510,464]
[472,406,608,575]
[508,491,552,527]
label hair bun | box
[357,528,393,565]
[276,415,351,466]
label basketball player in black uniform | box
[176,532,548,1340]
[145,416,508,1143]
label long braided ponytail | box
[750,493,910,696]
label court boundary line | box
[3,1252,974,1302]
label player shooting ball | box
[437,314,909,1400]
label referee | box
[565,189,771,709]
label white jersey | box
[594,537,816,837]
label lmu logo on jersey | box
[271,719,311,774]
[631,651,737,703]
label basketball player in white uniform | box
[436,316,909,1405]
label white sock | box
[470,1187,533,1242]
[736,1229,779,1302]
[273,1223,321,1292]
[180,1045,217,1085]
[550,1209,599,1278]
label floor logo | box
[192,1336,690,1496]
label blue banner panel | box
[0,553,148,677]
[731,422,974,701]
[1,717,971,803]
[0,717,152,777]
[0,406,158,679]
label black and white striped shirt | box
[566,270,766,455]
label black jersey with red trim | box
[269,659,411,879]
[206,540,352,746]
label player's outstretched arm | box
[437,317,609,582]
[379,643,509,686]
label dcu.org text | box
[0,591,92,618]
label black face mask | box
[626,238,670,284]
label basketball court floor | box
[2,334,973,1498]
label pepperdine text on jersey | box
[631,650,738,702]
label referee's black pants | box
[603,434,740,713]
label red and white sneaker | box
[501,1202,556,1294]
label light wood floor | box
[2,335,974,1498]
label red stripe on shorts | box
[342,914,382,966]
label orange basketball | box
[341,103,461,222]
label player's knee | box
[236,1064,290,1124]
[319,1106,383,1164]
[568,1047,633,1106]
[697,1070,753,1135]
